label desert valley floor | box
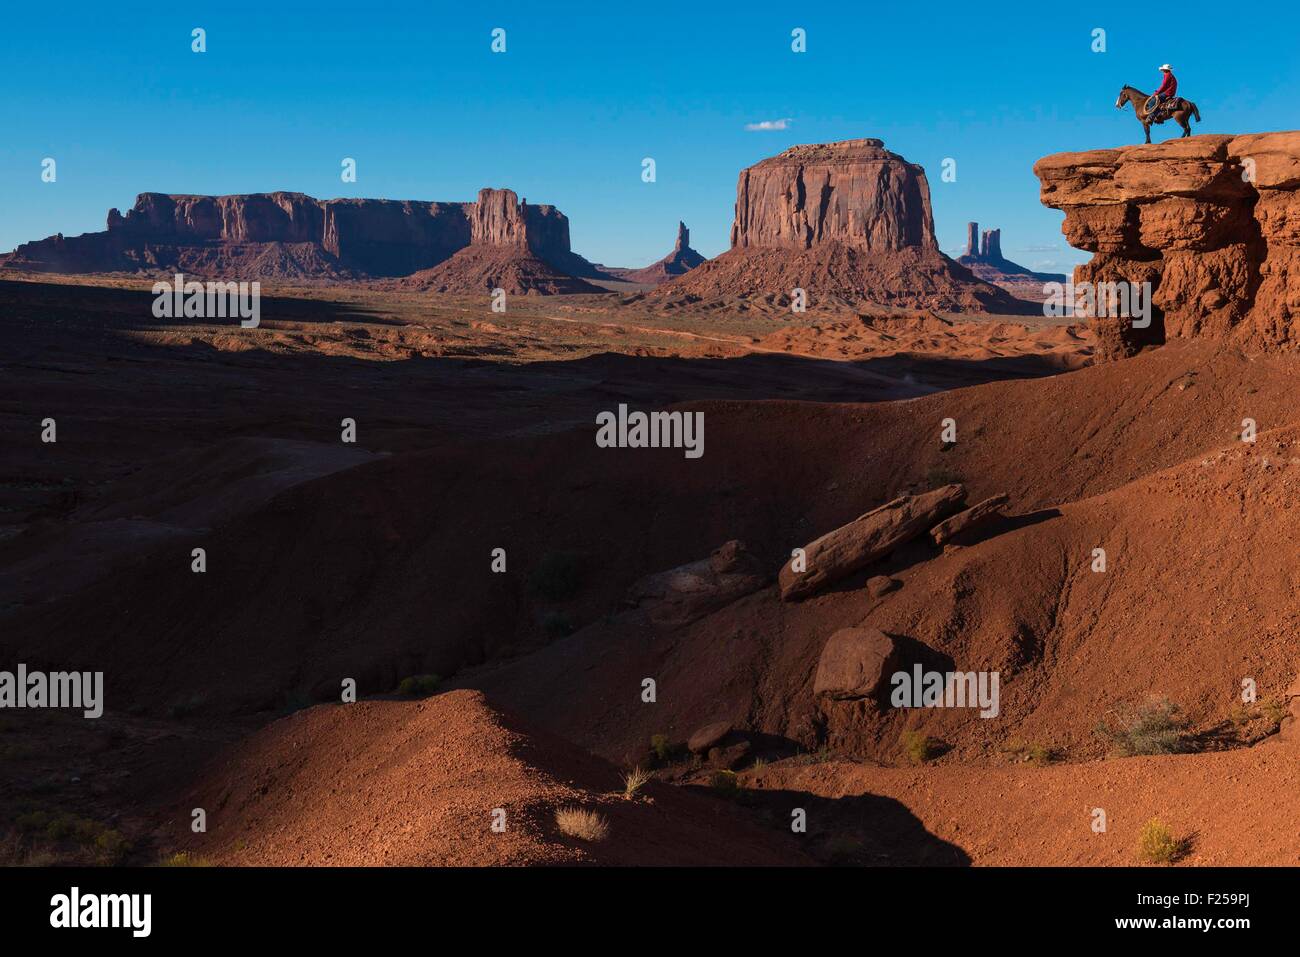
[1,272,1298,867]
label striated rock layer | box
[651,139,1028,314]
[1,187,590,287]
[1034,131,1300,354]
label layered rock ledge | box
[1034,132,1300,353]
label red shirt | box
[1156,72,1177,97]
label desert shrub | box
[709,769,739,794]
[93,830,131,865]
[555,807,608,842]
[1097,697,1192,756]
[396,674,441,697]
[1137,818,1183,864]
[621,766,650,800]
[1261,698,1289,731]
[530,551,585,601]
[902,730,941,764]
[159,851,212,867]
[649,734,672,764]
[1004,741,1061,764]
[791,746,836,766]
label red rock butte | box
[0,187,590,287]
[650,138,1028,314]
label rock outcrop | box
[1,187,601,290]
[956,221,1066,302]
[647,139,1030,314]
[779,484,966,601]
[621,222,707,284]
[624,539,767,626]
[1034,132,1300,353]
[929,493,1010,546]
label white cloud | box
[745,118,793,131]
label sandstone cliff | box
[2,188,585,285]
[650,139,1028,314]
[1034,132,1300,353]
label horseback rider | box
[1151,64,1177,118]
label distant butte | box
[619,222,706,285]
[646,138,1033,314]
[955,221,1067,303]
[0,188,614,293]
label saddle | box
[1146,96,1186,122]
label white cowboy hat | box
[1159,64,1173,71]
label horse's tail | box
[1190,101,1201,122]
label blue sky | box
[2,0,1297,271]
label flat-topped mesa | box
[2,188,579,281]
[730,138,938,252]
[1034,131,1300,352]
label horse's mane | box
[1121,84,1143,93]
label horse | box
[1116,85,1201,143]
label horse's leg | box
[1144,121,1151,144]
[1181,115,1191,137]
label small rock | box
[813,627,900,700]
[688,721,732,754]
[708,740,752,769]
[866,575,899,598]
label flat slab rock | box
[813,627,900,700]
[687,721,733,754]
[929,493,1010,546]
[779,484,966,601]
[625,540,767,626]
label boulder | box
[779,484,966,601]
[813,627,899,700]
[866,575,899,598]
[688,721,733,754]
[929,493,1011,546]
[625,540,767,627]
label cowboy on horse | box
[1115,65,1201,143]
[1151,64,1178,119]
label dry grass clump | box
[555,807,609,842]
[621,766,650,799]
[1097,697,1192,756]
[1137,818,1186,864]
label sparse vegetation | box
[1096,697,1192,756]
[159,851,213,867]
[14,810,131,865]
[555,807,609,842]
[709,769,740,794]
[902,730,941,764]
[396,674,441,696]
[649,733,673,764]
[1003,741,1061,764]
[791,746,836,766]
[621,766,650,799]
[530,551,585,601]
[1261,698,1289,732]
[1137,818,1186,864]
